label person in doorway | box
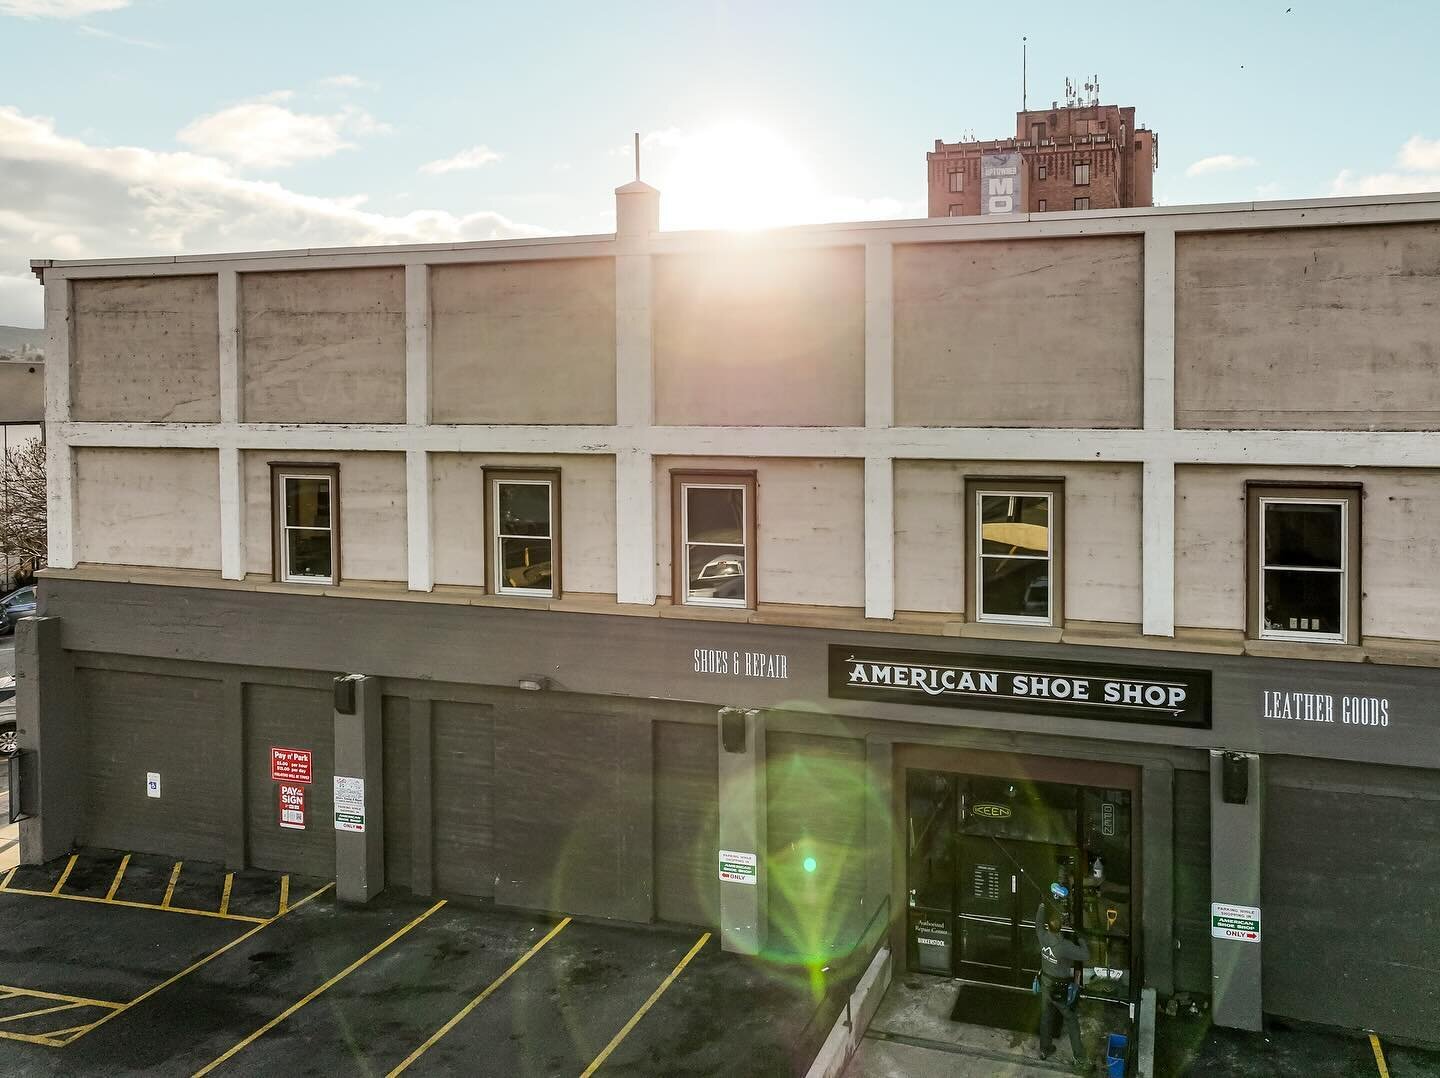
[1036,883,1091,1072]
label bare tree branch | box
[0,438,47,566]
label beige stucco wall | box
[75,448,219,569]
[241,268,406,423]
[71,276,220,422]
[1176,465,1440,639]
[430,453,616,594]
[654,457,864,608]
[652,248,866,426]
[893,237,1143,427]
[894,460,1142,623]
[243,450,406,582]
[1176,224,1440,430]
[430,259,616,424]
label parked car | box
[0,585,36,634]
[0,674,15,757]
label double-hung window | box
[948,169,964,193]
[672,472,756,609]
[966,479,1063,626]
[272,464,339,585]
[1074,161,1091,185]
[485,469,560,598]
[1249,485,1360,643]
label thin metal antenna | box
[634,131,640,182]
[1022,37,1027,111]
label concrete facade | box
[23,187,1440,1048]
[0,356,44,424]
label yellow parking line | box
[0,1000,86,1025]
[51,854,77,895]
[579,931,710,1077]
[1370,1033,1390,1078]
[0,1029,68,1047]
[161,862,183,909]
[106,854,131,900]
[0,984,122,1009]
[0,866,15,890]
[74,881,336,1049]
[277,875,289,916]
[0,885,265,923]
[195,898,447,1077]
[387,916,572,1078]
[48,1022,100,1043]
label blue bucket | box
[1105,1032,1129,1078]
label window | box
[672,472,756,609]
[485,468,560,598]
[1030,122,1046,142]
[1248,485,1360,643]
[1074,197,1090,211]
[948,170,964,193]
[271,464,339,585]
[1038,162,1048,180]
[948,205,965,217]
[1074,162,1091,185]
[965,479,1063,626]
[1037,199,1047,212]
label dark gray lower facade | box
[14,577,1440,1044]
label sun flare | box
[656,121,819,231]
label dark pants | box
[1039,975,1085,1062]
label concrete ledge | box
[1137,986,1156,1078]
[805,945,892,1078]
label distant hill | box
[0,325,44,360]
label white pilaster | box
[1142,458,1176,637]
[615,449,656,605]
[614,254,653,428]
[864,456,895,620]
[43,276,75,568]
[45,441,76,570]
[406,448,433,592]
[405,265,430,426]
[864,243,894,429]
[219,445,245,580]
[1143,228,1176,432]
[218,269,240,424]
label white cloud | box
[0,0,126,16]
[1397,135,1440,171]
[77,22,159,47]
[1331,134,1440,196]
[0,105,548,324]
[419,145,503,175]
[317,74,372,90]
[1185,154,1258,177]
[177,101,390,169]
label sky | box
[2,0,1439,326]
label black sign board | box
[829,645,1211,729]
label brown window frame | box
[948,169,964,193]
[1037,198,1047,212]
[1074,197,1090,211]
[1038,162,1048,180]
[269,462,341,586]
[964,477,1065,627]
[670,470,757,610]
[1246,483,1361,644]
[1074,161,1091,185]
[484,467,562,599]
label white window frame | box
[278,470,335,586]
[492,477,556,598]
[1257,496,1348,644]
[1075,161,1091,185]
[681,481,749,609]
[974,489,1054,627]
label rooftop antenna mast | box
[633,131,641,182]
[1022,37,1027,111]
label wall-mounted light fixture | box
[517,676,548,692]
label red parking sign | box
[271,747,313,784]
[278,783,306,830]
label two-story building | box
[17,183,1440,1044]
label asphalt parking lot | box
[0,847,820,1076]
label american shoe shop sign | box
[828,646,1211,729]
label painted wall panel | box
[430,259,616,424]
[893,460,1141,623]
[432,700,494,898]
[382,695,413,889]
[0,361,43,423]
[493,703,652,921]
[76,447,220,570]
[653,248,865,427]
[655,457,865,608]
[1172,768,1212,995]
[1176,224,1440,429]
[244,450,407,582]
[241,268,406,423]
[1175,465,1440,638]
[893,237,1143,427]
[244,682,334,877]
[71,275,220,422]
[431,453,616,593]
[654,720,719,927]
[76,667,225,860]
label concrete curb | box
[1137,986,1157,1077]
[805,945,892,1078]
